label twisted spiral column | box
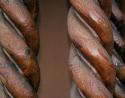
[68,0,125,98]
[0,0,40,98]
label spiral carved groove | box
[0,0,40,98]
[68,0,125,98]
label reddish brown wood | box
[0,12,40,91]
[69,0,114,54]
[98,0,112,17]
[69,45,113,98]
[68,8,116,90]
[0,48,38,98]
[0,0,39,55]
[23,0,39,21]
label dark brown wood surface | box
[38,0,70,98]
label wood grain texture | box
[68,8,116,90]
[69,0,114,54]
[0,0,39,55]
[0,48,38,98]
[0,12,40,91]
[69,45,113,98]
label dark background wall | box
[38,0,70,98]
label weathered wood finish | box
[0,12,40,91]
[69,0,114,54]
[0,0,39,55]
[0,48,37,98]
[69,45,113,98]
[68,8,116,90]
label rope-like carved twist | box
[68,0,125,98]
[0,0,40,98]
